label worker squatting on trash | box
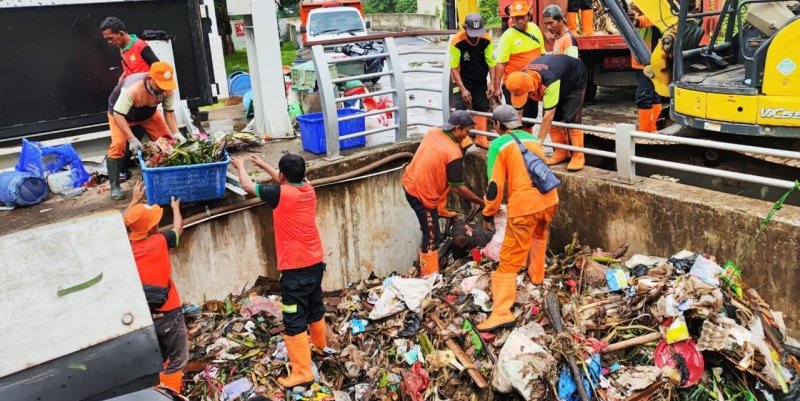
[449,12,495,151]
[506,54,588,171]
[402,110,486,277]
[478,105,560,331]
[493,1,545,133]
[231,153,329,389]
[123,182,189,394]
[100,16,162,181]
[106,62,187,201]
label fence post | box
[440,35,454,122]
[615,123,637,181]
[383,37,407,143]
[311,44,341,160]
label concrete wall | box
[463,148,800,335]
[278,14,439,36]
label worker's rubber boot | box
[638,108,655,133]
[567,129,585,171]
[159,370,184,394]
[106,157,125,201]
[652,103,663,130]
[309,319,328,350]
[567,12,579,32]
[528,238,548,285]
[278,332,315,389]
[437,188,457,218]
[474,115,490,149]
[581,9,595,36]
[545,127,571,165]
[477,272,517,331]
[419,249,440,276]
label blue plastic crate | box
[296,108,366,154]
[138,152,229,206]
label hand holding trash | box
[128,138,144,153]
[172,132,187,144]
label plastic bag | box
[0,171,49,206]
[15,139,90,188]
[240,293,282,320]
[368,274,439,320]
[492,329,557,400]
[481,205,508,262]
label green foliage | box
[364,0,418,13]
[396,0,419,13]
[224,42,297,76]
[478,0,501,27]
[440,0,447,28]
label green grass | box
[224,42,298,77]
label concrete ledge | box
[463,148,800,335]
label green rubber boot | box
[106,157,125,201]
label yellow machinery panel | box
[706,93,758,124]
[757,96,800,127]
[763,19,800,96]
[632,0,678,32]
[456,0,478,27]
[674,87,707,119]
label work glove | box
[128,138,144,154]
[172,132,187,144]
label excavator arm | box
[600,0,678,97]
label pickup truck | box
[299,0,370,46]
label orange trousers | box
[497,205,557,274]
[107,112,171,158]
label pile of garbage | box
[143,132,262,168]
[182,232,800,401]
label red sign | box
[603,56,631,69]
[235,21,245,37]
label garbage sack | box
[481,205,508,262]
[369,274,439,320]
[15,139,90,188]
[492,329,557,400]
[0,171,49,206]
[240,293,282,320]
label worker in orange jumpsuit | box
[478,105,559,331]
[101,16,162,181]
[402,111,486,276]
[629,9,663,132]
[106,62,186,201]
[505,55,588,171]
[232,153,328,389]
[124,182,188,394]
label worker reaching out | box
[449,13,496,151]
[123,182,188,394]
[402,111,486,276]
[494,1,546,133]
[629,8,663,133]
[505,54,588,171]
[232,153,328,389]
[106,62,186,201]
[478,105,559,331]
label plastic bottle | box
[47,171,74,194]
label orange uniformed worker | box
[505,54,588,171]
[402,110,486,276]
[106,62,186,201]
[478,105,559,331]
[630,9,663,132]
[123,182,188,394]
[100,17,160,84]
[232,153,327,389]
[543,5,580,58]
[493,1,546,133]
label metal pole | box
[615,123,637,180]
[441,35,454,123]
[311,44,341,160]
[384,37,408,143]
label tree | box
[478,0,500,27]
[396,0,419,13]
[363,0,396,13]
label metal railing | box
[309,31,455,159]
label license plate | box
[603,56,631,69]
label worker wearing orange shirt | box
[629,8,663,132]
[123,182,187,394]
[402,111,486,276]
[478,105,559,331]
[494,1,546,133]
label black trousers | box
[567,0,593,12]
[281,262,326,336]
[502,84,539,128]
[120,125,149,174]
[636,70,660,109]
[454,85,490,113]
[152,307,189,374]
[404,189,441,252]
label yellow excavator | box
[592,0,800,202]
